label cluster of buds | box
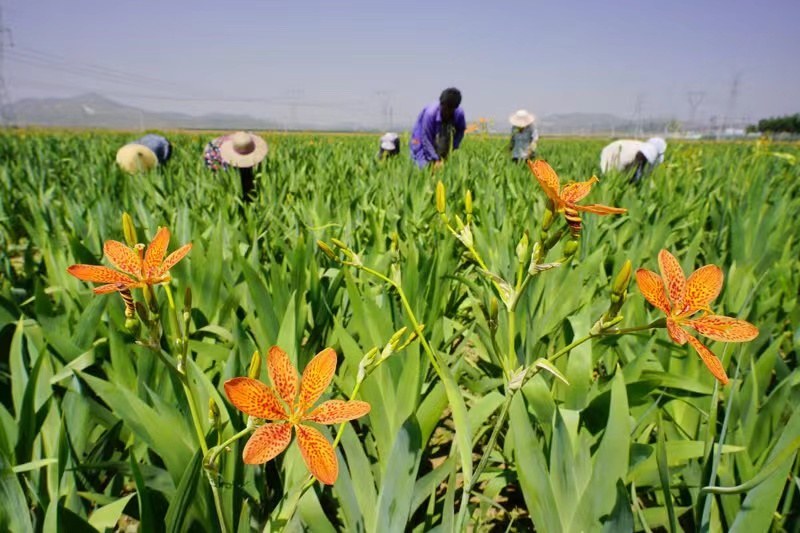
[356,327,421,384]
[317,239,362,267]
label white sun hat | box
[509,109,535,128]
[380,132,399,150]
[638,142,659,164]
[219,131,268,168]
[116,143,158,174]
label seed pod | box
[563,238,579,259]
[516,232,529,264]
[435,180,446,214]
[247,350,261,380]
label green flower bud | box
[516,232,529,264]
[612,259,632,296]
[122,212,138,247]
[464,189,473,216]
[247,350,261,380]
[435,180,446,214]
[317,240,337,260]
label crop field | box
[0,131,798,532]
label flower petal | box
[223,377,287,420]
[268,346,299,407]
[305,400,371,424]
[527,159,562,205]
[684,265,723,313]
[144,227,170,278]
[658,250,686,311]
[635,268,671,314]
[242,423,292,464]
[93,283,127,294]
[157,243,192,277]
[103,240,142,277]
[685,315,759,343]
[296,424,338,485]
[560,176,599,204]
[67,264,136,285]
[573,203,627,215]
[686,335,729,385]
[667,318,689,345]
[298,348,337,411]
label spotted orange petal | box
[528,159,562,204]
[144,227,170,278]
[685,315,759,343]
[658,250,686,311]
[686,335,729,385]
[574,203,627,215]
[684,265,723,313]
[157,243,192,277]
[635,268,671,314]
[103,240,142,278]
[93,283,127,294]
[298,348,337,411]
[305,400,371,424]
[561,176,599,204]
[242,423,292,464]
[67,264,136,285]
[268,346,299,407]
[296,424,338,485]
[223,377,287,420]
[666,318,689,345]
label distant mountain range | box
[1,93,282,131]
[1,93,675,134]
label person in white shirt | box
[508,109,539,162]
[600,137,667,183]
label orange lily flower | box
[67,227,191,294]
[528,159,626,236]
[224,346,370,485]
[636,249,759,385]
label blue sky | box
[4,0,799,128]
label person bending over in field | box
[377,132,401,160]
[115,133,172,174]
[600,137,667,184]
[205,131,268,203]
[410,87,466,168]
[508,109,539,162]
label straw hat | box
[219,131,268,168]
[509,109,535,128]
[116,143,158,174]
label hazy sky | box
[4,0,799,128]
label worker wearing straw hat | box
[508,110,539,162]
[115,133,172,174]
[217,131,268,203]
[600,137,667,184]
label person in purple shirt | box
[410,87,466,168]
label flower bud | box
[208,398,220,425]
[247,350,261,380]
[435,180,446,214]
[124,317,140,336]
[184,286,192,312]
[516,232,529,264]
[122,212,138,247]
[389,327,409,349]
[612,260,632,296]
[331,238,349,251]
[135,301,149,323]
[489,297,499,327]
[541,204,555,232]
[563,238,579,259]
[464,189,473,216]
[317,240,337,260]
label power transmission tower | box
[632,93,645,137]
[0,2,14,125]
[687,91,705,130]
[721,73,741,134]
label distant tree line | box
[747,113,800,134]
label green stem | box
[506,309,516,377]
[470,392,513,487]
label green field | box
[0,131,798,532]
